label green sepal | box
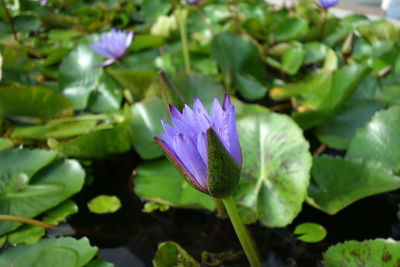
[206,128,241,198]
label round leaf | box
[294,222,327,243]
[0,237,98,267]
[0,148,85,235]
[308,156,400,215]
[59,45,103,110]
[134,159,215,211]
[87,195,121,214]
[0,86,73,120]
[323,239,400,267]
[234,111,312,227]
[347,106,400,172]
[129,98,169,160]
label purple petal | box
[222,93,231,111]
[168,104,184,120]
[196,131,207,165]
[173,133,208,191]
[223,106,242,165]
[193,97,208,117]
[97,58,117,67]
[210,98,223,129]
[154,137,206,192]
[125,31,134,47]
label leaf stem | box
[176,5,191,74]
[0,215,53,229]
[222,196,261,267]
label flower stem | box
[222,196,261,267]
[176,5,191,74]
[0,214,53,229]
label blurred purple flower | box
[186,0,202,3]
[89,29,134,66]
[154,94,242,196]
[31,0,47,5]
[319,0,339,9]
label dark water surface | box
[59,152,400,267]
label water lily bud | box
[319,0,339,9]
[154,94,242,198]
[89,29,134,67]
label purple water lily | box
[186,0,202,4]
[154,94,242,196]
[31,0,47,5]
[89,29,134,67]
[319,0,339,9]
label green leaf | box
[308,156,400,215]
[0,86,73,120]
[293,64,369,129]
[87,195,121,214]
[0,237,98,267]
[347,106,400,172]
[314,99,384,149]
[323,239,400,267]
[7,225,45,245]
[234,111,312,226]
[206,128,241,198]
[107,69,159,101]
[42,200,78,225]
[11,114,123,140]
[86,73,122,113]
[48,117,131,159]
[85,258,115,267]
[14,14,40,32]
[281,46,305,75]
[59,45,103,110]
[128,98,169,160]
[272,18,309,42]
[303,42,328,64]
[294,222,327,243]
[153,241,200,267]
[234,74,267,101]
[210,33,265,82]
[134,159,215,211]
[0,148,85,235]
[169,72,226,110]
[0,138,12,151]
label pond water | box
[53,152,400,267]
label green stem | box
[222,196,261,267]
[176,5,191,73]
[0,215,53,229]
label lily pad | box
[308,156,400,215]
[0,148,85,235]
[234,111,312,227]
[0,237,98,267]
[294,222,327,243]
[134,159,215,211]
[59,45,103,110]
[48,118,131,159]
[42,200,78,225]
[323,239,400,267]
[314,99,385,149]
[128,98,169,160]
[347,106,400,172]
[0,86,73,121]
[87,195,121,214]
[7,225,45,245]
[210,32,265,82]
[169,72,226,110]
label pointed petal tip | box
[223,93,232,110]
